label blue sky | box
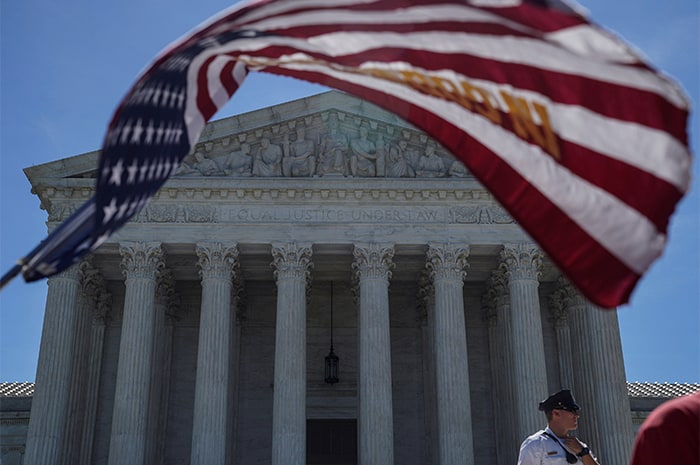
[1,0,698,383]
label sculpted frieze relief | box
[47,203,77,222]
[174,111,471,179]
[449,205,514,224]
[132,204,218,223]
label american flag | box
[1,0,690,308]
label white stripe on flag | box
[545,24,642,63]
[243,4,537,34]
[207,56,236,111]
[553,104,691,191]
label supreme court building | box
[19,91,636,465]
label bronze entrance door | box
[306,419,357,465]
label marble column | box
[562,281,634,465]
[147,269,178,465]
[564,282,601,449]
[353,243,395,465]
[500,243,548,441]
[24,265,81,465]
[483,268,517,465]
[548,282,574,390]
[79,286,111,465]
[108,242,163,465]
[156,276,180,465]
[585,306,634,465]
[426,244,474,465]
[62,261,104,465]
[228,284,245,464]
[271,243,313,465]
[418,272,437,465]
[191,243,238,465]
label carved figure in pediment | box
[193,152,222,176]
[317,119,349,176]
[253,137,283,177]
[222,143,253,176]
[283,126,316,177]
[175,156,198,176]
[385,139,416,178]
[374,134,388,176]
[415,143,446,177]
[448,160,469,177]
[350,124,377,177]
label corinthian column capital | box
[271,242,313,283]
[500,243,543,281]
[78,259,112,324]
[556,276,589,309]
[426,243,469,282]
[196,242,238,281]
[550,276,579,324]
[79,259,103,301]
[119,242,164,279]
[352,243,395,281]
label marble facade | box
[20,91,634,465]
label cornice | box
[32,177,492,203]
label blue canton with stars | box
[5,30,270,284]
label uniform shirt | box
[517,426,588,465]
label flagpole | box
[0,264,22,291]
[0,233,58,291]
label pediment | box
[24,90,470,183]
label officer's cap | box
[538,389,580,412]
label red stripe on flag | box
[554,140,685,233]
[220,60,241,98]
[485,3,590,33]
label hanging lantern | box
[324,281,339,384]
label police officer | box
[517,389,601,465]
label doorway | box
[306,419,357,465]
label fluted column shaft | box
[585,305,634,464]
[191,243,238,465]
[567,291,601,448]
[108,242,163,465]
[484,309,502,455]
[271,243,312,465]
[62,294,89,465]
[146,270,177,465]
[353,243,395,465]
[79,290,110,465]
[549,284,575,391]
[565,287,633,464]
[484,268,517,465]
[156,301,179,465]
[24,266,81,465]
[427,244,474,465]
[418,274,438,465]
[64,262,105,465]
[501,244,548,441]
